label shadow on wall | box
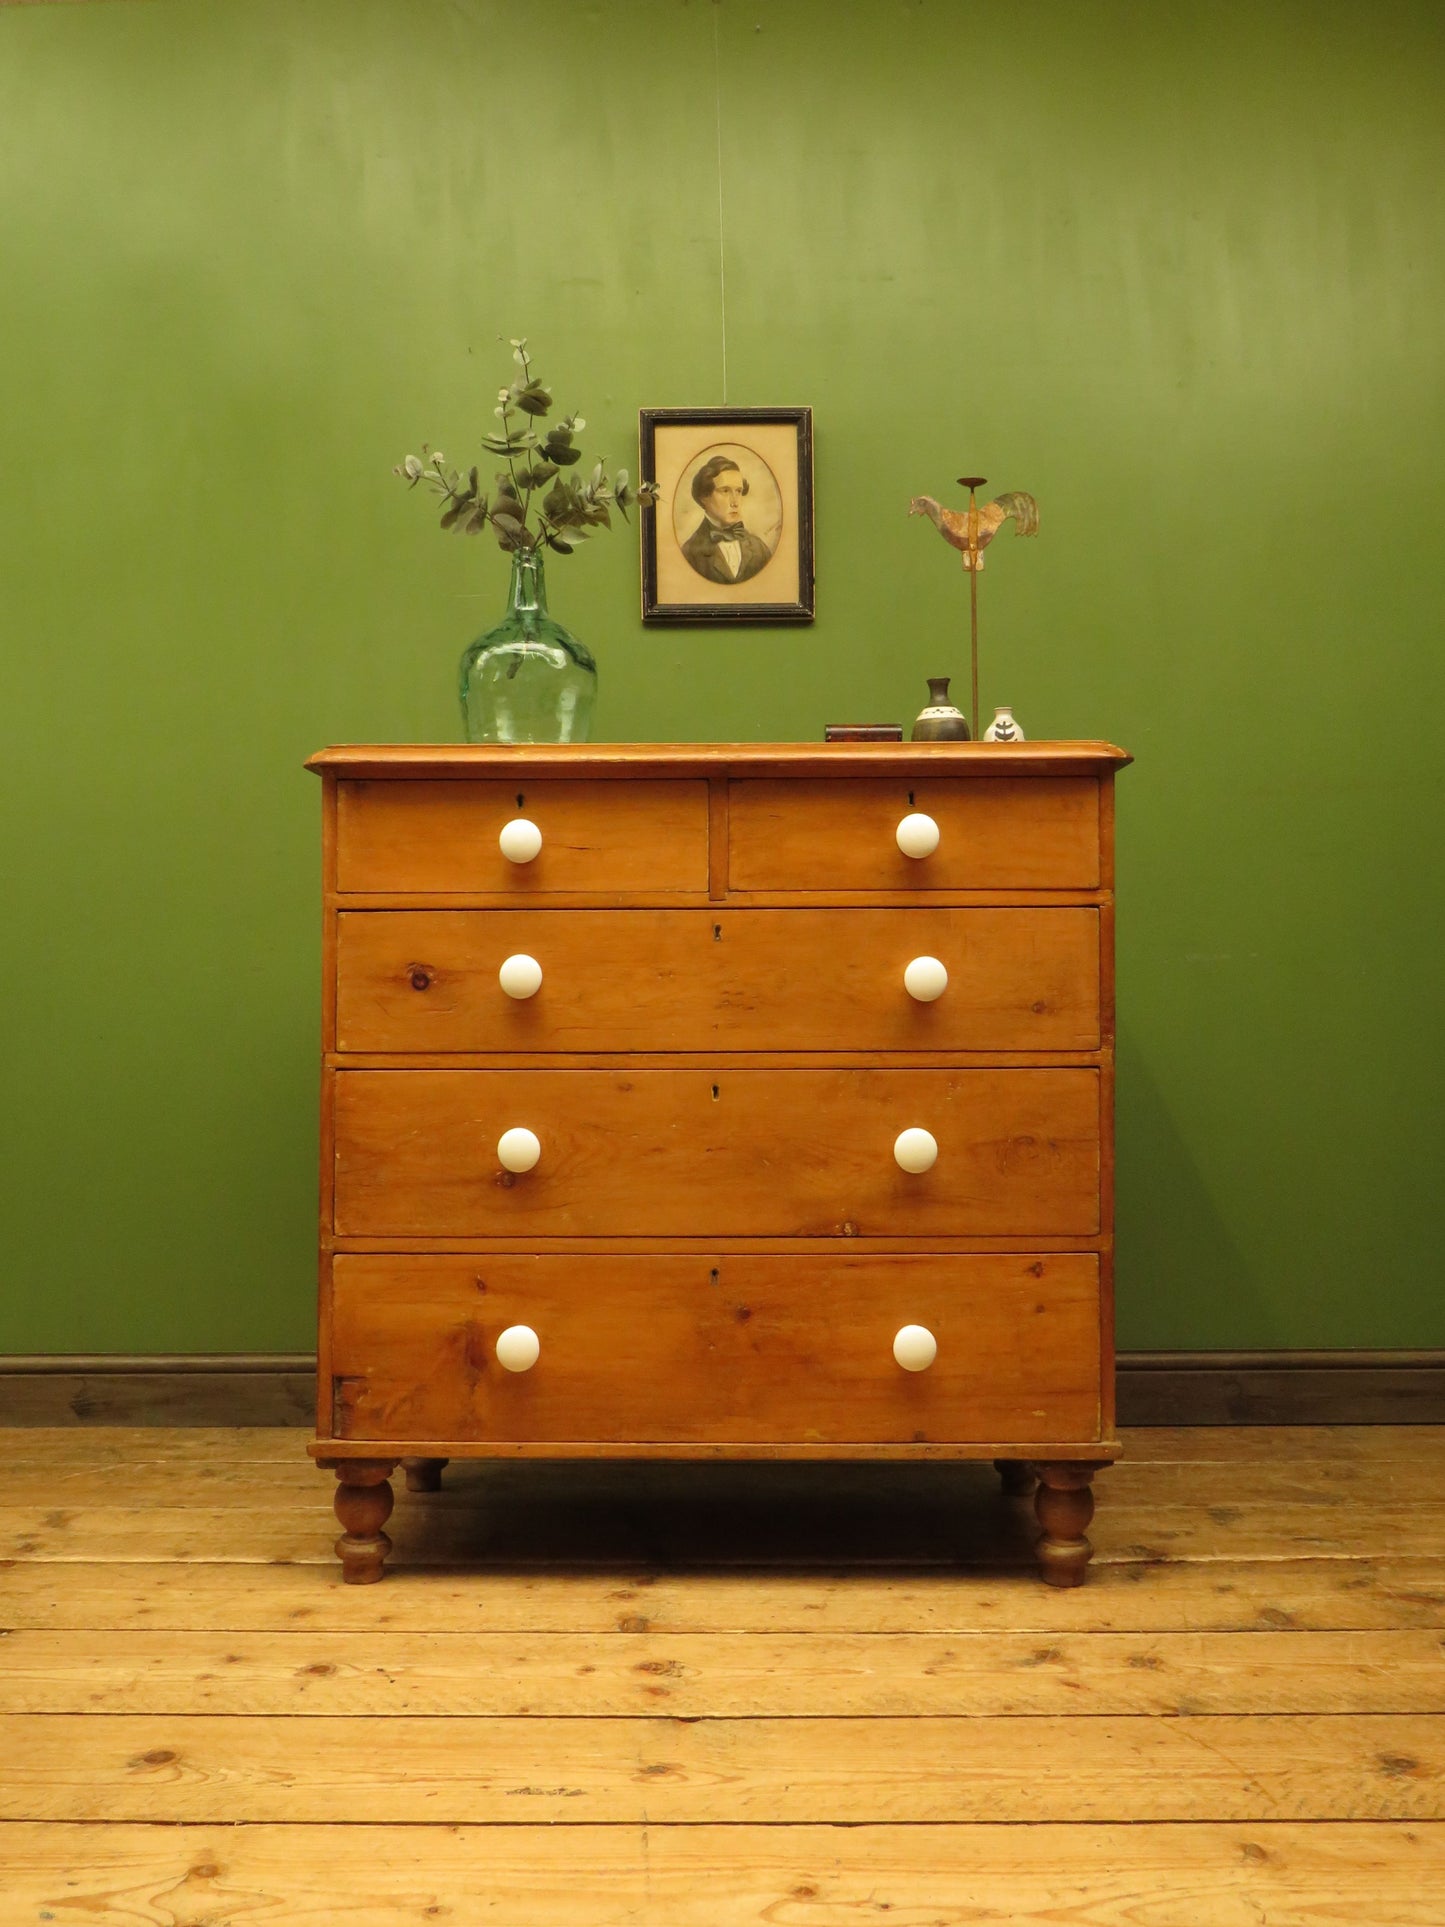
[1114,1026,1271,1350]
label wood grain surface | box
[3,1552,1444,1635]
[327,1252,1101,1445]
[5,1821,1430,1927]
[728,774,1101,890]
[5,1710,1441,1823]
[335,905,1103,1054]
[2,1423,1443,1923]
[331,1066,1103,1239]
[308,741,1133,776]
[335,777,710,894]
[5,1627,1442,1716]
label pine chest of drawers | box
[307,741,1130,1585]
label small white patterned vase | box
[983,706,1025,743]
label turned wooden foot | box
[323,1460,396,1584]
[1031,1461,1107,1588]
[993,1458,1037,1496]
[402,1457,449,1493]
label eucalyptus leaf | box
[512,381,553,417]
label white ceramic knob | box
[497,1126,541,1173]
[499,817,543,864]
[904,955,948,1002]
[496,1324,540,1373]
[499,953,543,1000]
[893,1127,938,1174]
[893,1323,938,1372]
[896,811,940,859]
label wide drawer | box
[728,776,1100,891]
[335,778,709,894]
[335,906,1102,1053]
[332,1067,1101,1238]
[330,1252,1102,1443]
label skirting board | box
[1,1351,1443,1427]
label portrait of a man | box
[639,407,813,623]
[679,452,776,585]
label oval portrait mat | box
[673,442,784,580]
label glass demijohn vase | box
[459,550,596,744]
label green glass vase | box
[459,551,596,744]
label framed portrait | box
[639,406,814,623]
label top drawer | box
[729,777,1100,892]
[335,779,710,895]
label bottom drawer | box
[329,1253,1102,1445]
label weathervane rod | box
[958,475,986,740]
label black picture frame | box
[639,406,814,623]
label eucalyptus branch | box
[397,337,655,560]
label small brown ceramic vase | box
[910,676,971,742]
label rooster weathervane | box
[909,477,1039,740]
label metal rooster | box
[908,485,1039,569]
[909,476,1039,738]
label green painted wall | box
[2,0,1441,1355]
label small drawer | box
[332,1066,1101,1239]
[728,776,1100,891]
[334,778,709,895]
[335,906,1101,1053]
[330,1252,1102,1444]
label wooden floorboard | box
[0,1424,1442,1921]
[6,1710,1445,1822]
[3,1822,1442,1926]
[4,1627,1445,1716]
[5,1555,1445,1633]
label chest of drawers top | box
[308,741,1130,902]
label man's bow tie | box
[705,521,748,545]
